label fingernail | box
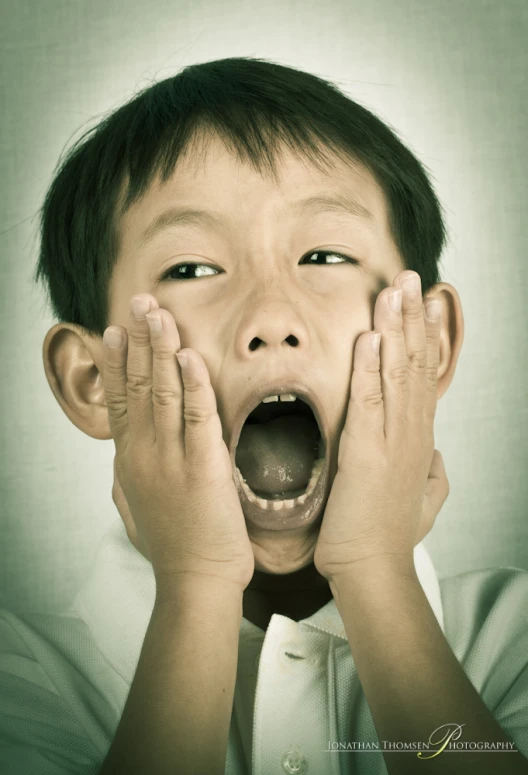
[370,332,381,355]
[389,289,402,313]
[176,351,188,369]
[103,327,123,348]
[401,275,420,299]
[145,311,162,334]
[131,296,150,319]
[425,300,442,320]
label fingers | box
[102,325,130,452]
[341,330,385,462]
[176,348,228,480]
[373,284,409,438]
[372,271,441,441]
[103,293,176,453]
[396,273,428,403]
[394,271,442,431]
[422,296,443,425]
[144,307,183,455]
[103,294,223,473]
[125,294,160,445]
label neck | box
[243,562,333,629]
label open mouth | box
[233,392,327,526]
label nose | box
[234,297,309,359]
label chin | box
[249,529,321,576]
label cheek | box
[318,300,371,365]
[313,279,373,326]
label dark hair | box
[34,57,448,337]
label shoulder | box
[439,566,528,755]
[0,606,115,773]
[439,565,528,656]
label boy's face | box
[45,132,461,580]
[111,135,406,574]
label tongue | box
[235,414,320,496]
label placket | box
[251,614,342,775]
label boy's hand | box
[313,271,449,583]
[102,294,255,594]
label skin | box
[44,135,528,772]
[42,134,464,626]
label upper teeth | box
[262,394,297,403]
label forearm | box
[99,575,243,775]
[330,560,528,775]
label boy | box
[2,57,528,774]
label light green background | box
[1,0,527,614]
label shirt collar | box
[67,518,444,681]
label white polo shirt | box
[1,517,528,774]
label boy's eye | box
[159,251,358,282]
[300,250,359,266]
[160,263,220,281]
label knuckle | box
[404,305,424,322]
[103,358,125,376]
[152,387,179,407]
[183,403,213,424]
[104,391,127,418]
[407,349,427,372]
[126,374,152,397]
[128,327,151,345]
[425,365,439,385]
[184,380,206,395]
[107,400,128,425]
[152,344,177,359]
[104,387,124,407]
[359,387,384,408]
[386,326,402,340]
[426,326,441,343]
[388,363,408,386]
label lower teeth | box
[236,458,324,511]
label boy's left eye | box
[159,250,358,282]
[300,250,359,266]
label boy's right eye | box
[160,263,221,281]
[299,250,359,267]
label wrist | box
[155,570,246,609]
[328,552,417,598]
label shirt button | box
[281,746,308,773]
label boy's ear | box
[423,281,464,400]
[42,324,112,440]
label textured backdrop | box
[1,0,527,614]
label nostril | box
[248,334,299,352]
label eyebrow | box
[138,192,375,247]
[289,193,375,223]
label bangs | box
[35,57,447,337]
